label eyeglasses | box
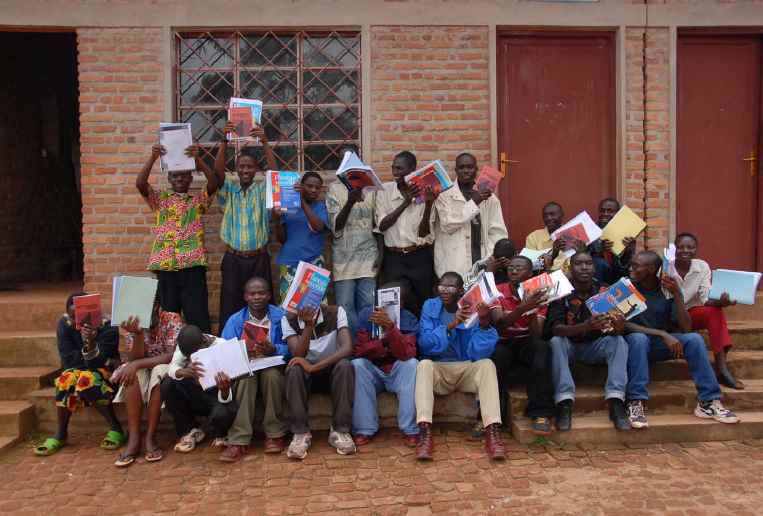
[437,285,459,294]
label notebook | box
[600,205,646,256]
[709,269,762,306]
[111,276,159,329]
[191,338,284,390]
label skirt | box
[55,368,115,412]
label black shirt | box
[629,282,678,331]
[545,280,609,343]
[57,315,119,370]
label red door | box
[497,32,616,246]
[677,35,762,271]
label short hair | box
[493,238,516,259]
[394,150,417,170]
[439,271,464,288]
[570,250,592,264]
[675,232,698,246]
[455,152,476,164]
[65,291,88,312]
[244,276,270,291]
[301,171,323,184]
[599,197,621,210]
[238,146,259,162]
[543,201,562,212]
[177,325,204,357]
[510,255,533,269]
[637,250,662,271]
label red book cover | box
[73,293,101,330]
[228,106,252,139]
[341,170,376,190]
[520,273,553,298]
[476,165,503,192]
[555,223,588,249]
[243,321,269,349]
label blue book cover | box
[282,262,331,314]
[709,269,762,305]
[267,171,301,212]
[585,278,647,321]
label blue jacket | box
[417,297,498,362]
[221,305,289,359]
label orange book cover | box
[73,293,101,330]
[520,273,553,298]
[243,321,269,349]
[228,106,252,139]
[555,223,588,249]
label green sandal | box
[100,430,127,451]
[34,437,65,456]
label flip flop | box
[144,447,164,463]
[114,451,136,467]
[100,430,127,451]
[34,437,65,457]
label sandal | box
[34,437,65,457]
[114,451,136,467]
[144,447,164,462]
[100,430,127,451]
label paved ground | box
[1,427,762,515]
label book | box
[372,286,401,339]
[662,244,677,278]
[600,205,646,256]
[709,269,763,305]
[243,321,269,349]
[518,270,574,306]
[73,293,102,330]
[265,170,301,212]
[585,277,647,320]
[551,211,603,258]
[191,338,284,390]
[158,123,195,172]
[227,97,263,142]
[404,160,453,204]
[519,247,550,271]
[335,151,383,192]
[281,261,332,314]
[458,271,503,328]
[475,165,503,192]
[111,275,159,329]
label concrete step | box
[0,367,59,400]
[717,321,763,350]
[0,332,59,367]
[0,401,36,436]
[724,292,763,322]
[0,282,80,332]
[509,379,763,416]
[511,411,763,444]
[0,436,20,454]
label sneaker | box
[695,400,740,424]
[328,428,357,455]
[627,400,649,429]
[287,433,312,460]
[608,399,631,431]
[531,417,552,436]
[555,400,573,432]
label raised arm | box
[187,144,218,195]
[136,145,163,198]
[418,190,436,238]
[214,125,232,187]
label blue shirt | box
[357,306,420,335]
[417,297,498,362]
[276,201,329,267]
[221,304,289,359]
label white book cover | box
[662,244,678,278]
[519,247,550,271]
[335,151,383,192]
[459,271,503,328]
[158,123,195,172]
[518,270,574,307]
[191,339,249,390]
[373,286,401,338]
[551,211,603,258]
[709,269,763,305]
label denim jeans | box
[334,277,376,334]
[550,335,628,404]
[625,332,721,402]
[351,357,419,436]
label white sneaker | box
[694,400,740,424]
[328,427,357,455]
[287,433,312,460]
[627,400,649,429]
[174,427,205,453]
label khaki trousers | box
[415,359,501,427]
[226,366,287,445]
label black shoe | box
[717,365,745,390]
[555,400,573,432]
[531,417,552,436]
[608,399,631,431]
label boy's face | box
[570,254,594,283]
[437,276,462,305]
[168,171,193,193]
[542,204,563,232]
[244,281,271,312]
[391,156,414,180]
[237,155,258,186]
[507,258,533,284]
[301,176,323,202]
[598,200,619,227]
[455,155,477,184]
[629,253,654,284]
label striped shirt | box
[217,177,270,251]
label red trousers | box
[689,305,732,354]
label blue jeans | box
[625,332,721,402]
[334,277,376,334]
[550,335,628,403]
[352,357,419,436]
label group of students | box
[34,123,745,465]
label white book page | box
[249,355,285,372]
[191,339,250,390]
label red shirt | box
[496,283,547,340]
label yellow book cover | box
[601,205,646,255]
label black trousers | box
[491,334,555,421]
[380,245,435,316]
[219,250,273,329]
[160,376,237,438]
[156,266,211,332]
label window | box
[175,30,361,172]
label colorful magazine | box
[551,211,603,258]
[281,261,332,314]
[243,321,269,350]
[227,97,263,142]
[266,170,301,212]
[73,293,102,330]
[475,165,503,192]
[457,272,503,328]
[336,151,383,192]
[518,270,573,306]
[585,278,647,321]
[404,160,453,204]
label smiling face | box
[244,278,271,314]
[237,155,258,186]
[629,252,656,284]
[675,235,698,262]
[437,274,463,306]
[542,204,564,233]
[455,154,478,185]
[507,256,533,285]
[301,175,323,202]
[569,252,595,284]
[598,199,620,227]
[167,171,193,193]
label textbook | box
[662,244,677,278]
[191,339,284,390]
[226,97,263,142]
[458,271,503,328]
[243,321,269,349]
[158,123,195,173]
[111,275,159,329]
[372,286,401,339]
[475,165,503,193]
[404,160,453,204]
[265,170,301,212]
[518,270,574,306]
[336,151,384,192]
[551,211,603,258]
[73,293,102,330]
[709,269,763,305]
[519,247,550,271]
[600,205,646,256]
[585,277,647,321]
[281,261,332,314]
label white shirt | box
[675,258,712,310]
[433,187,508,278]
[326,182,378,281]
[374,181,435,248]
[281,306,349,364]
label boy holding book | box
[589,198,637,284]
[525,202,579,272]
[217,276,289,463]
[136,143,218,332]
[214,123,278,328]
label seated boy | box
[161,325,237,453]
[465,238,516,287]
[525,201,569,272]
[283,304,356,459]
[415,272,505,461]
[352,282,419,447]
[624,250,739,428]
[546,251,631,432]
[589,198,636,284]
